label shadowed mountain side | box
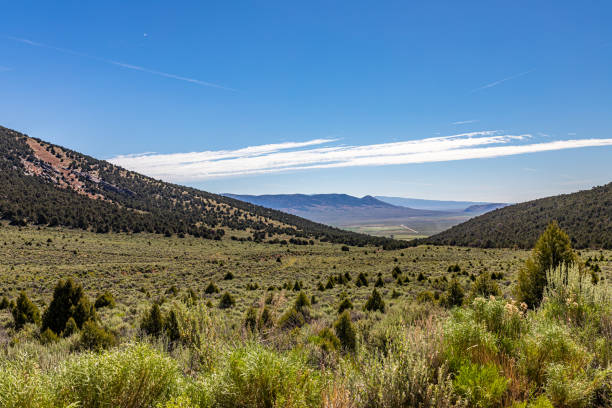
[419,183,611,249]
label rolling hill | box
[0,125,409,249]
[421,183,612,249]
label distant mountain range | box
[421,183,612,249]
[223,193,507,233]
[375,196,507,212]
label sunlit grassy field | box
[2,223,610,320]
[1,223,611,407]
[0,224,526,312]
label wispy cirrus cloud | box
[108,131,612,181]
[5,36,233,90]
[452,119,479,125]
[470,70,534,93]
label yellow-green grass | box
[1,223,610,327]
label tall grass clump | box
[53,343,183,408]
[207,343,324,408]
[0,352,54,408]
[342,307,465,408]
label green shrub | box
[356,272,368,287]
[443,310,498,369]
[443,279,464,308]
[417,290,435,304]
[471,273,501,298]
[40,327,59,344]
[292,280,302,291]
[243,307,257,332]
[315,327,341,352]
[205,282,219,294]
[375,276,384,287]
[42,279,95,336]
[334,311,356,352]
[278,308,305,330]
[294,291,310,312]
[210,345,323,408]
[520,320,590,386]
[223,272,234,280]
[337,298,353,314]
[54,343,181,407]
[541,265,611,334]
[544,363,594,408]
[164,309,181,342]
[513,395,555,408]
[345,315,460,408]
[141,303,164,336]
[0,353,54,408]
[0,295,9,310]
[94,291,115,309]
[470,297,526,354]
[258,306,273,330]
[364,289,385,313]
[515,221,575,309]
[78,320,116,351]
[218,292,235,309]
[11,291,40,330]
[453,362,508,408]
[63,317,78,337]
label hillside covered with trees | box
[0,126,408,249]
[422,183,612,249]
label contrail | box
[5,36,234,91]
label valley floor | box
[0,224,610,407]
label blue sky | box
[1,1,611,202]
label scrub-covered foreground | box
[0,223,610,407]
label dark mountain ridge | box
[420,183,612,249]
[223,193,399,211]
[223,193,450,226]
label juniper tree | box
[356,272,368,287]
[364,289,385,312]
[42,279,95,336]
[219,292,235,309]
[515,221,575,308]
[141,303,163,336]
[338,298,353,314]
[12,291,40,330]
[470,273,501,298]
[334,311,356,352]
[444,279,465,308]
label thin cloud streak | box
[470,70,534,93]
[5,36,233,90]
[452,119,479,125]
[108,132,612,181]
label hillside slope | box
[422,183,612,249]
[0,126,408,249]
